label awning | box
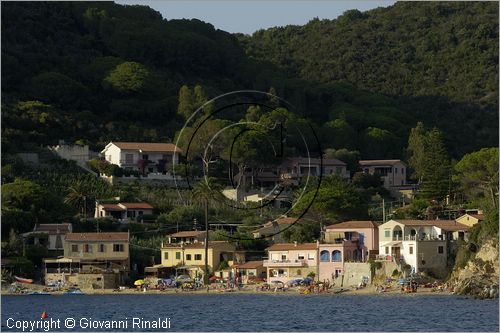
[328,232,345,239]
[383,241,402,247]
[145,266,168,273]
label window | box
[395,168,398,174]
[164,252,168,260]
[385,247,389,254]
[384,229,390,238]
[113,244,124,252]
[308,253,315,260]
[175,252,181,260]
[320,250,330,262]
[186,254,192,261]
[142,154,149,160]
[402,168,405,174]
[125,154,133,164]
[98,244,106,252]
[194,254,202,260]
[438,246,444,254]
[83,244,92,253]
[281,254,287,260]
[409,246,413,255]
[298,254,305,260]
[71,244,79,253]
[332,250,342,262]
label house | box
[377,219,469,278]
[359,159,407,188]
[22,223,73,252]
[167,230,209,244]
[456,213,484,227]
[43,232,130,289]
[319,221,379,281]
[252,217,299,242]
[100,142,181,174]
[264,242,318,283]
[95,202,154,222]
[234,261,266,284]
[279,157,349,185]
[160,241,236,278]
[49,140,98,167]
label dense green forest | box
[2,1,498,159]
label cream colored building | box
[160,241,236,277]
[264,242,318,283]
[455,213,484,227]
[359,159,407,188]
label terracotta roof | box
[111,142,181,153]
[162,241,235,249]
[325,221,378,230]
[168,230,208,238]
[285,157,346,166]
[65,232,129,242]
[468,214,485,221]
[359,159,406,166]
[390,219,441,226]
[100,204,125,211]
[263,217,298,227]
[432,220,470,231]
[119,203,153,210]
[267,243,317,251]
[33,223,72,234]
[236,261,263,269]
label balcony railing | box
[263,259,307,267]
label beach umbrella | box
[134,279,145,286]
[271,280,283,285]
[209,276,221,281]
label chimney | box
[294,241,297,247]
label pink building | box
[318,221,379,281]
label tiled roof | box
[65,232,129,242]
[267,243,317,251]
[325,220,378,230]
[111,142,181,153]
[359,159,406,166]
[100,204,125,211]
[168,230,208,238]
[236,261,263,269]
[391,219,442,226]
[33,223,72,234]
[285,157,346,166]
[432,220,470,231]
[468,214,485,221]
[119,203,153,209]
[162,241,235,249]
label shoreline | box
[1,285,457,297]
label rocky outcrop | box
[450,238,499,299]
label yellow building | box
[44,232,130,288]
[160,241,236,277]
[456,213,484,227]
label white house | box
[378,219,469,278]
[95,202,154,222]
[359,159,407,188]
[22,223,73,251]
[101,142,181,174]
[49,140,98,167]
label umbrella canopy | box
[209,276,221,281]
[134,279,145,286]
[271,280,283,284]
[286,279,302,285]
[176,275,193,283]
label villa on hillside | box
[101,142,181,174]
[94,201,154,223]
[22,223,73,253]
[252,217,299,242]
[377,219,469,278]
[43,232,130,289]
[456,213,484,227]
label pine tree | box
[420,128,451,200]
[177,85,194,120]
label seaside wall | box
[341,263,371,287]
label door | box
[391,246,401,260]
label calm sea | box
[1,294,498,332]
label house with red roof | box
[95,201,154,222]
[100,141,182,175]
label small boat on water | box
[27,291,51,295]
[14,276,33,284]
[63,287,85,295]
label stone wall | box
[342,263,371,287]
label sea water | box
[1,294,498,331]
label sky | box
[115,0,396,34]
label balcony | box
[263,259,307,267]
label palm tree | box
[191,177,223,284]
[64,179,89,217]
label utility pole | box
[382,198,386,222]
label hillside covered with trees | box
[2,1,498,159]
